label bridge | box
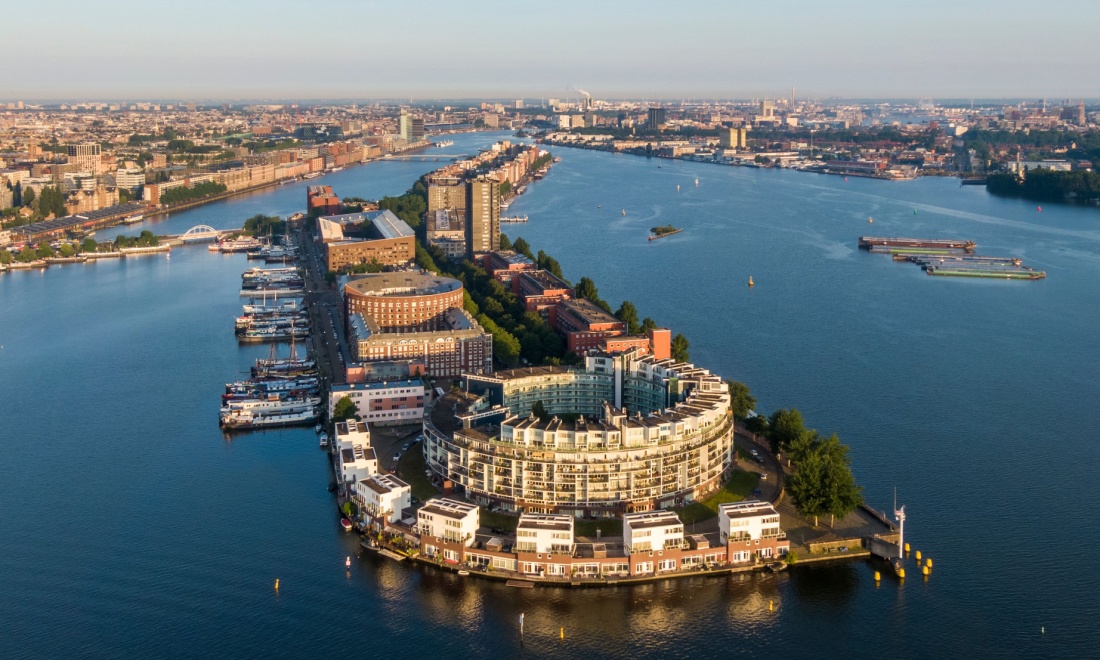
[179,225,222,242]
[381,154,464,162]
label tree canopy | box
[332,396,359,422]
[785,432,863,526]
[615,301,641,335]
[725,380,756,419]
[671,333,690,362]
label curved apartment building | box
[345,271,464,331]
[423,352,734,517]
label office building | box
[319,210,416,271]
[465,176,500,258]
[647,107,666,128]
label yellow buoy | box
[560,627,564,640]
[922,565,929,577]
[768,600,774,612]
[898,568,906,579]
[926,558,933,569]
[748,276,754,287]
[915,550,922,562]
[904,543,910,554]
[274,579,280,590]
[874,571,881,583]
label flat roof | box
[518,269,571,291]
[419,497,479,518]
[345,271,461,297]
[559,297,621,325]
[333,379,424,392]
[517,513,574,531]
[719,500,778,519]
[624,510,683,529]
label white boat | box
[501,214,528,223]
[319,432,329,448]
[221,396,320,415]
[220,408,317,430]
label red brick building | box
[550,298,626,354]
[513,269,572,313]
[307,185,341,215]
[483,250,536,283]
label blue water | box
[2,134,1098,657]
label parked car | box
[401,442,410,451]
[393,453,401,462]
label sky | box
[4,0,1098,101]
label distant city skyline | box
[6,0,1099,100]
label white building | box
[417,498,479,547]
[515,514,575,555]
[354,473,411,524]
[623,510,686,554]
[115,168,146,192]
[334,420,377,487]
[329,379,427,426]
[718,500,784,560]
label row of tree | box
[987,169,1100,203]
[242,214,285,237]
[738,403,864,527]
[160,181,227,205]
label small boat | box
[748,276,754,287]
[766,562,787,573]
[319,432,329,448]
[621,209,626,216]
[868,217,873,223]
[345,556,352,569]
[694,178,699,186]
[340,518,353,532]
[314,424,323,433]
[676,184,680,191]
[457,570,470,576]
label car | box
[401,442,410,451]
[760,472,768,480]
[393,453,401,462]
[749,449,760,457]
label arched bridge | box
[180,225,220,242]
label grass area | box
[397,445,440,501]
[575,518,622,537]
[676,470,761,525]
[479,510,520,532]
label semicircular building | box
[423,351,734,518]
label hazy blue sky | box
[6,0,1098,100]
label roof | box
[624,510,683,529]
[719,500,778,519]
[368,209,415,240]
[517,513,574,532]
[559,298,621,325]
[419,497,478,519]
[345,271,461,298]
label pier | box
[862,236,1045,280]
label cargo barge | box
[859,236,975,252]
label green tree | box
[725,380,756,419]
[499,181,512,196]
[80,238,99,253]
[670,333,690,362]
[58,243,75,257]
[744,414,769,439]
[17,245,36,262]
[615,300,641,334]
[768,408,806,454]
[531,400,549,421]
[498,233,513,251]
[512,237,534,260]
[0,250,12,265]
[332,396,359,422]
[36,244,54,259]
[574,277,600,302]
[478,313,521,367]
[785,433,863,526]
[640,317,658,334]
[22,186,35,207]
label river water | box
[2,132,1097,658]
